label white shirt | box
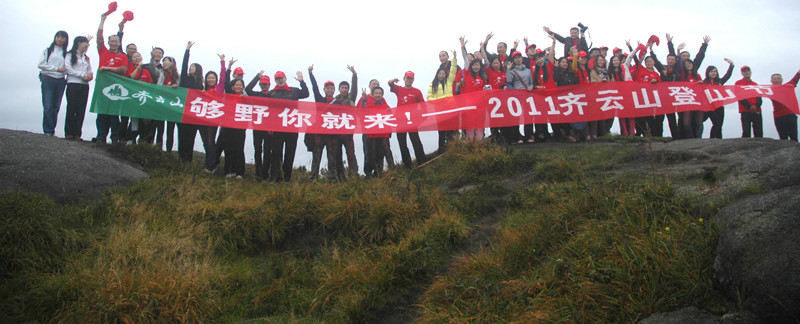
[38,47,66,79]
[66,52,93,84]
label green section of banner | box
[89,71,188,122]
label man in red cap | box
[544,25,588,58]
[244,71,273,180]
[769,69,800,141]
[388,71,427,168]
[266,70,309,182]
[306,64,338,181]
[92,12,129,144]
[734,66,763,138]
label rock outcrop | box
[0,129,148,202]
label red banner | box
[181,82,798,134]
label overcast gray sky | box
[3,0,800,172]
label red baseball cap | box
[741,65,751,72]
[404,71,415,78]
[599,46,608,50]
[511,51,523,58]
[525,44,536,52]
[324,80,335,87]
[274,71,286,79]
[259,75,270,84]
[578,50,588,57]
[613,47,622,53]
[233,67,244,75]
[535,49,543,54]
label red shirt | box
[98,44,128,70]
[636,65,660,84]
[461,69,487,94]
[773,72,800,118]
[534,62,556,89]
[486,68,506,89]
[735,78,760,113]
[575,67,590,84]
[390,84,424,105]
[127,66,153,84]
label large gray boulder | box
[713,185,800,324]
[0,129,148,202]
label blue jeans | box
[40,75,67,135]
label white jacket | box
[38,47,66,79]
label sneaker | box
[225,173,235,178]
[235,175,243,180]
[515,140,524,145]
[527,137,535,143]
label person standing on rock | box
[93,13,128,144]
[735,66,763,138]
[64,35,93,140]
[38,30,69,137]
[770,68,800,141]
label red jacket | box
[773,72,800,118]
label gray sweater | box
[506,65,533,90]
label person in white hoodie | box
[64,36,94,140]
[38,30,69,136]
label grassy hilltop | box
[0,138,727,323]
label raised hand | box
[227,57,237,69]
[389,78,399,84]
[217,54,225,61]
[186,41,195,50]
[703,35,711,44]
[543,26,551,34]
[308,64,314,73]
[347,65,356,74]
[256,70,264,78]
[295,71,303,82]
[459,35,466,47]
[723,58,733,65]
[625,39,631,47]
[485,32,494,42]
[666,33,673,43]
[86,35,93,42]
[677,42,686,52]
[452,49,457,58]
[524,36,528,44]
[513,39,520,49]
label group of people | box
[38,13,800,182]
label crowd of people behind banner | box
[38,8,800,182]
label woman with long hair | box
[482,46,507,141]
[554,50,581,142]
[680,58,703,138]
[177,41,205,163]
[64,35,92,140]
[427,50,458,153]
[588,55,609,140]
[221,78,247,179]
[201,54,227,173]
[703,58,734,138]
[38,30,69,136]
[154,56,179,150]
[460,58,489,140]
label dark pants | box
[308,133,328,180]
[177,123,197,163]
[65,83,89,138]
[534,123,551,140]
[499,126,520,144]
[95,114,121,142]
[438,130,457,153]
[40,75,66,135]
[652,115,665,137]
[775,114,798,141]
[396,132,426,168]
[270,132,298,182]
[198,126,218,171]
[666,113,679,138]
[165,121,176,152]
[119,116,130,142]
[709,107,725,139]
[365,137,393,177]
[680,111,704,139]
[523,123,534,140]
[741,112,763,138]
[328,134,358,180]
[253,130,272,179]
[220,127,246,176]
